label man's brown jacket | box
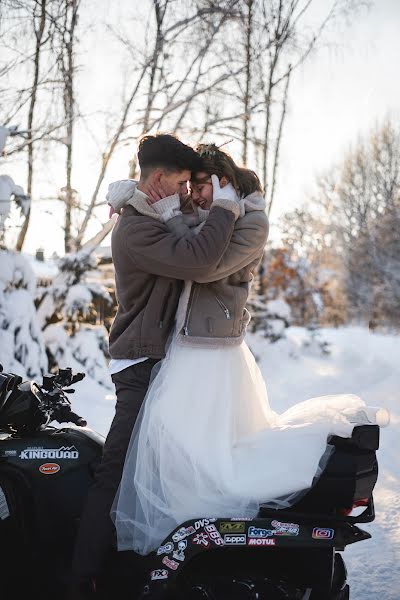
[109,191,239,359]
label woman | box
[110,144,388,556]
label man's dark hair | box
[138,133,203,177]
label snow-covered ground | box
[72,325,399,599]
[249,326,400,600]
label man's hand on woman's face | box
[146,180,175,204]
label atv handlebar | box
[52,404,87,428]
[0,363,88,434]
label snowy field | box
[72,326,399,600]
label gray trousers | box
[71,358,159,581]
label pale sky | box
[275,0,400,225]
[4,0,400,256]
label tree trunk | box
[268,67,291,217]
[16,0,47,252]
[63,0,78,253]
[242,0,253,166]
[142,0,168,134]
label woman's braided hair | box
[194,143,263,197]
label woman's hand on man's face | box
[211,174,240,204]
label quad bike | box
[0,365,381,599]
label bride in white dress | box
[111,144,389,556]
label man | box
[70,134,241,597]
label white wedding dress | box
[111,336,389,556]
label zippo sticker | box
[224,534,246,545]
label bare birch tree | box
[16,0,49,250]
[0,0,68,249]
[202,0,369,218]
[53,0,80,253]
[74,0,241,247]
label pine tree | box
[0,250,48,378]
[36,246,113,388]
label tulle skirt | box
[111,338,380,555]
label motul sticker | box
[0,486,10,520]
[39,463,61,475]
[248,538,276,546]
[19,446,79,459]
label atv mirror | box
[56,368,73,386]
[42,374,56,391]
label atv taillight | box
[339,498,369,517]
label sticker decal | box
[151,569,169,580]
[312,527,334,540]
[219,521,245,533]
[39,463,61,475]
[248,538,275,546]
[271,520,300,536]
[172,540,187,562]
[248,526,276,538]
[204,524,224,546]
[162,556,179,571]
[193,532,211,547]
[156,542,174,556]
[194,518,216,530]
[172,526,195,542]
[224,534,246,545]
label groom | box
[70,133,241,597]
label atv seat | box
[259,424,379,520]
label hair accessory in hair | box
[217,139,233,149]
[197,139,233,158]
[197,143,218,157]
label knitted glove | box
[211,174,241,220]
[106,179,138,214]
[197,207,210,223]
[151,193,182,222]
